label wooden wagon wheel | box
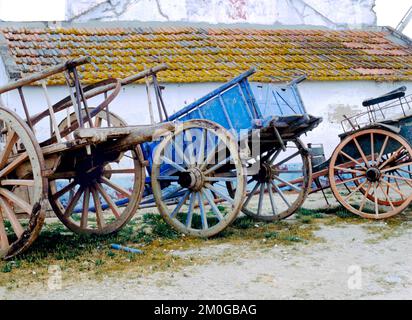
[151,119,246,237]
[0,107,47,259]
[329,128,412,219]
[226,139,312,221]
[48,109,145,235]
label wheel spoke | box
[200,139,223,170]
[0,131,18,168]
[52,180,77,200]
[0,188,32,215]
[63,187,83,218]
[373,183,379,217]
[267,182,278,216]
[344,180,367,202]
[197,192,208,230]
[197,130,207,166]
[269,149,282,165]
[271,181,291,207]
[381,162,412,173]
[0,196,24,238]
[184,129,197,167]
[377,135,389,163]
[0,210,9,251]
[244,182,260,208]
[274,151,300,167]
[379,183,395,210]
[161,156,186,172]
[335,175,365,186]
[380,179,406,198]
[333,166,364,175]
[91,186,105,229]
[186,192,196,228]
[204,156,231,175]
[352,137,369,167]
[339,151,367,170]
[170,190,190,218]
[171,138,189,168]
[95,183,121,219]
[203,189,223,221]
[359,182,371,212]
[81,187,90,229]
[257,183,265,216]
[100,176,132,198]
[204,183,234,204]
[273,175,301,192]
[382,173,412,185]
[370,133,375,163]
[0,153,28,178]
[379,146,405,169]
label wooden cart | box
[0,57,173,259]
[307,87,412,218]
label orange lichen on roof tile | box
[0,26,411,85]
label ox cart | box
[0,57,177,259]
[139,68,322,237]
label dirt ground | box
[1,192,411,300]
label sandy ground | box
[2,217,411,300]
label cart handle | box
[0,56,91,94]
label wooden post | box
[41,81,62,142]
[144,76,155,125]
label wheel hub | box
[178,167,204,191]
[365,167,381,182]
[256,163,273,183]
[77,166,105,186]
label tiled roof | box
[0,26,412,85]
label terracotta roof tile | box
[0,26,411,84]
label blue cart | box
[140,68,322,236]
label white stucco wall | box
[66,0,377,29]
[0,78,410,159]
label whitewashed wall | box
[0,78,410,159]
[66,0,377,29]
